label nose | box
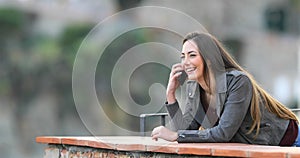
[182,56,190,66]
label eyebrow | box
[181,51,197,55]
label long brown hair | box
[183,32,298,136]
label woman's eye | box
[180,55,185,59]
[190,54,196,57]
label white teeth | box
[186,67,196,72]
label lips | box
[185,67,196,73]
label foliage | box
[0,7,95,130]
[0,7,24,35]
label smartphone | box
[177,70,187,85]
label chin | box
[188,74,197,81]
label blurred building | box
[2,0,298,106]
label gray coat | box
[166,70,289,145]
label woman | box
[151,32,300,146]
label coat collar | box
[186,73,228,119]
[186,74,227,97]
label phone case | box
[178,70,187,85]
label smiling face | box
[181,40,205,82]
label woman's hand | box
[151,126,178,142]
[166,63,184,104]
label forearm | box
[166,101,199,130]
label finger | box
[151,127,158,135]
[151,133,159,140]
[173,71,182,78]
[171,63,182,69]
[171,64,183,75]
[151,127,160,137]
[169,71,183,83]
[171,65,183,73]
[152,137,158,141]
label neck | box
[197,77,210,93]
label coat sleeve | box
[177,75,253,143]
[165,100,200,130]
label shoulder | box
[226,69,246,77]
[226,69,249,80]
[226,70,252,91]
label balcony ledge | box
[36,136,300,158]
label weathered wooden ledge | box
[36,136,300,158]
